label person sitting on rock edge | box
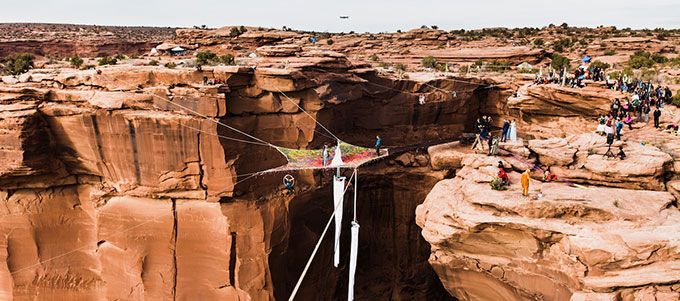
[543,169,558,182]
[497,167,509,186]
[617,146,626,160]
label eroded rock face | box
[416,149,680,301]
[527,133,673,191]
[508,84,628,139]
[417,139,680,300]
[0,50,490,300]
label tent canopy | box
[582,56,592,63]
[171,46,186,52]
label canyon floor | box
[0,24,679,300]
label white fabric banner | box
[347,221,360,301]
[333,176,345,267]
[330,145,345,167]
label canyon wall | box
[0,50,498,300]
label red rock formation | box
[0,48,493,300]
[417,149,680,301]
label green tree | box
[550,53,571,71]
[1,53,35,75]
[229,27,241,37]
[422,56,438,68]
[326,39,334,45]
[196,51,218,65]
[98,56,118,66]
[69,56,84,69]
[589,60,610,70]
[218,54,235,65]
[628,51,661,69]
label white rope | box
[176,122,271,146]
[353,169,358,222]
[150,94,279,149]
[288,169,356,301]
[277,90,341,142]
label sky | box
[1,0,679,32]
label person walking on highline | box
[654,108,662,128]
[375,136,382,156]
[521,169,530,197]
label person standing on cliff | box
[501,119,510,142]
[375,136,382,156]
[654,108,662,128]
[521,169,530,197]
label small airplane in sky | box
[340,16,350,19]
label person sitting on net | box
[283,174,295,193]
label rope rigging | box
[288,169,357,301]
[150,94,279,149]
[277,89,342,142]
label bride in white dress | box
[509,120,517,142]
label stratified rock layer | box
[417,147,680,301]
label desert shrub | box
[671,90,680,107]
[196,50,218,65]
[420,25,429,29]
[230,27,241,37]
[422,56,438,68]
[431,25,439,30]
[628,51,667,69]
[550,53,571,71]
[487,60,513,72]
[164,62,177,69]
[533,38,544,46]
[490,178,507,190]
[218,54,235,65]
[98,56,118,66]
[552,38,574,52]
[609,67,634,79]
[239,26,247,33]
[395,63,406,71]
[670,89,680,107]
[114,54,126,61]
[604,50,616,56]
[369,54,379,62]
[326,39,334,45]
[589,60,610,70]
[1,53,35,75]
[147,60,159,66]
[69,56,84,68]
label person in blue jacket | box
[375,136,382,156]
